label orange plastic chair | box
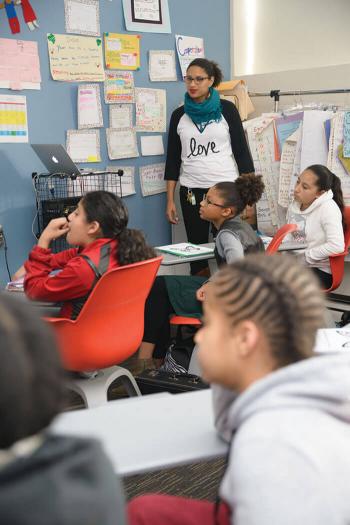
[265,223,298,254]
[45,256,162,408]
[325,206,350,293]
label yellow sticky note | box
[87,155,98,162]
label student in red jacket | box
[13,191,155,319]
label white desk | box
[52,389,227,476]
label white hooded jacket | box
[287,190,344,273]
[213,354,350,525]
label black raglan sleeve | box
[164,106,185,181]
[221,99,254,174]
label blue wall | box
[0,0,230,285]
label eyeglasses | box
[202,193,226,208]
[184,76,210,85]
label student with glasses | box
[165,58,254,277]
[136,175,264,370]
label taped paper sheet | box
[105,166,136,196]
[66,129,101,163]
[140,162,166,196]
[64,0,100,36]
[106,128,139,160]
[140,135,164,156]
[135,87,166,132]
[78,84,103,129]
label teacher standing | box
[165,58,254,276]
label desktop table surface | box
[52,389,227,477]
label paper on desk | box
[64,0,100,37]
[105,166,136,196]
[141,135,164,156]
[104,71,134,104]
[300,110,333,172]
[109,104,133,128]
[106,128,139,160]
[135,87,166,132]
[6,276,24,292]
[47,34,104,82]
[0,38,41,90]
[140,163,166,196]
[156,243,214,257]
[78,84,103,129]
[315,329,350,354]
[149,50,177,82]
[66,129,101,163]
[0,94,28,143]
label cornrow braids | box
[211,254,326,366]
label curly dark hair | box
[214,174,265,215]
[0,293,66,448]
[81,191,156,265]
[187,58,223,87]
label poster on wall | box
[0,94,28,143]
[122,0,171,33]
[109,104,133,128]
[47,34,104,82]
[104,71,134,103]
[149,50,177,81]
[139,163,166,196]
[104,33,140,70]
[105,166,136,196]
[78,84,103,129]
[0,38,41,90]
[135,87,166,132]
[66,129,101,162]
[175,34,205,78]
[106,128,139,160]
[64,0,100,36]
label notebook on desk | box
[156,243,214,258]
[31,144,106,176]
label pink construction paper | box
[0,37,41,88]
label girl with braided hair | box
[128,254,350,525]
[14,191,155,319]
[287,164,345,289]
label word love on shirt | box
[187,137,220,158]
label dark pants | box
[312,268,333,290]
[128,494,231,525]
[180,186,210,275]
[143,277,174,358]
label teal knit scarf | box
[184,87,222,133]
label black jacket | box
[0,434,126,525]
[164,99,254,181]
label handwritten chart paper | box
[105,166,136,196]
[149,50,177,81]
[278,127,300,208]
[67,129,101,162]
[343,112,350,158]
[104,33,140,70]
[140,163,166,196]
[0,38,41,90]
[0,95,28,142]
[104,71,134,104]
[109,104,133,128]
[47,34,104,82]
[65,0,100,36]
[274,112,303,159]
[122,0,171,33]
[141,135,164,156]
[106,128,139,160]
[78,84,103,129]
[135,87,166,132]
[175,35,205,78]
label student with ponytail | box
[129,254,350,525]
[287,164,345,289]
[17,191,155,319]
[165,58,254,276]
[137,174,264,366]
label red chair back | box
[46,256,162,371]
[265,224,298,254]
[326,206,350,292]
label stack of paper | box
[156,243,214,258]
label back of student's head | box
[81,191,156,265]
[210,253,325,367]
[307,164,344,226]
[0,294,65,448]
[214,174,264,215]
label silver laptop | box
[31,144,82,176]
